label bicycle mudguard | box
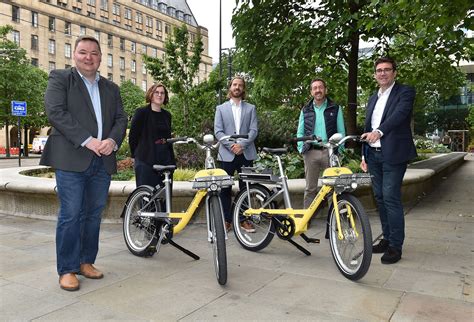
[120,185,155,218]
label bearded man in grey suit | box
[214,76,258,233]
[40,36,127,291]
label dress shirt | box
[78,71,102,145]
[231,99,242,135]
[370,81,395,148]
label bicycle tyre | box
[123,186,160,257]
[209,195,227,285]
[232,184,275,252]
[328,193,372,281]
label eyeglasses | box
[375,68,393,74]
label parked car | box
[32,136,48,154]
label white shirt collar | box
[378,81,395,97]
[76,69,100,84]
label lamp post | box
[218,0,222,104]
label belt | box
[154,138,167,145]
[369,146,382,152]
[308,145,324,150]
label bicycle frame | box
[241,135,367,239]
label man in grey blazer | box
[214,76,258,232]
[40,36,127,291]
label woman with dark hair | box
[129,82,175,187]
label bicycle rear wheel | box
[123,186,160,257]
[209,195,227,285]
[328,193,372,280]
[232,184,275,251]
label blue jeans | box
[55,156,111,275]
[367,148,407,250]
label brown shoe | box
[79,263,104,279]
[59,273,80,291]
[240,220,256,233]
[225,221,232,233]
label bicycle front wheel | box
[328,193,372,281]
[232,184,275,251]
[209,195,227,285]
[123,186,160,257]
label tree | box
[143,24,204,129]
[232,0,473,134]
[119,80,145,123]
[0,25,48,156]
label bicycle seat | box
[153,165,177,172]
[262,147,288,155]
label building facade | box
[0,0,212,153]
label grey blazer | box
[214,100,258,162]
[40,68,128,174]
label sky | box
[186,0,236,64]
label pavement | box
[0,155,473,321]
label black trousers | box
[219,154,253,223]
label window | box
[12,5,20,22]
[131,60,136,72]
[107,34,113,48]
[31,12,38,27]
[80,26,86,35]
[124,7,132,20]
[107,73,113,81]
[142,64,146,75]
[151,47,157,58]
[136,12,143,24]
[48,39,56,54]
[31,35,39,50]
[107,54,113,67]
[65,21,71,35]
[165,24,170,34]
[156,19,162,31]
[131,77,136,85]
[12,30,20,45]
[141,44,147,54]
[167,6,176,17]
[112,3,120,15]
[49,61,56,72]
[146,16,153,28]
[100,0,108,10]
[49,17,55,32]
[65,64,72,69]
[131,41,136,53]
[95,30,100,42]
[87,0,96,5]
[31,58,38,67]
[65,43,71,58]
[141,80,147,91]
[120,38,125,51]
[119,57,125,70]
[120,75,125,83]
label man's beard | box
[231,90,242,98]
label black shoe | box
[372,239,389,253]
[381,247,402,264]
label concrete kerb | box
[0,152,467,222]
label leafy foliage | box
[144,24,204,129]
[119,80,145,122]
[232,0,473,135]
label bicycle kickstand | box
[287,238,312,256]
[168,239,200,260]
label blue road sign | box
[11,101,27,117]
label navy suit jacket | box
[40,68,128,174]
[363,82,417,165]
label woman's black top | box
[129,105,175,167]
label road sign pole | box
[17,117,21,167]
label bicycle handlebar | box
[167,137,188,144]
[293,135,322,143]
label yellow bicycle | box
[232,134,373,280]
[123,134,246,285]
